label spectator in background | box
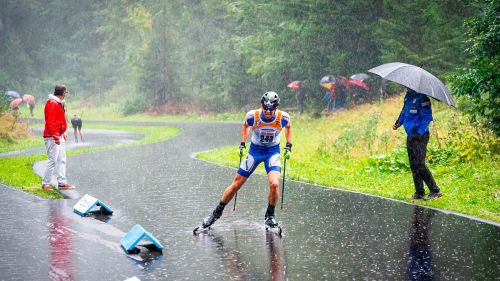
[333,77,350,110]
[42,84,75,191]
[28,103,35,117]
[70,114,84,143]
[324,88,335,113]
[22,94,36,117]
[295,84,305,114]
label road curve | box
[0,121,498,280]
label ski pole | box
[233,154,242,211]
[280,157,287,209]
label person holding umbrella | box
[369,62,454,200]
[393,87,441,200]
[22,94,36,117]
[320,75,336,113]
[287,80,304,114]
[197,91,292,231]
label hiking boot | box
[425,191,442,200]
[411,193,426,200]
[58,183,75,190]
[42,184,53,191]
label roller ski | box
[193,207,223,235]
[265,216,282,237]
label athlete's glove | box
[238,142,246,157]
[284,142,292,160]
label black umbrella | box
[368,62,456,107]
[5,90,21,99]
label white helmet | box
[261,91,280,110]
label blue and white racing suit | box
[237,109,290,177]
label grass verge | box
[0,124,180,199]
[198,98,500,223]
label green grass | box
[0,135,44,153]
[198,98,500,223]
[0,124,180,199]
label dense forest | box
[0,0,498,129]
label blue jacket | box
[395,90,433,137]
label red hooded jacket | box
[43,95,67,142]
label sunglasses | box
[263,105,276,112]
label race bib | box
[259,130,275,144]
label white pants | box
[42,137,67,185]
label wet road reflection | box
[0,121,499,280]
[266,231,286,281]
[406,206,435,280]
[48,203,74,280]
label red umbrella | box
[349,79,369,91]
[10,98,23,109]
[22,94,35,105]
[340,76,352,90]
[287,80,303,89]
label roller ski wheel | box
[193,225,212,235]
[193,211,220,235]
[265,216,282,237]
[265,225,283,237]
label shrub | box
[121,97,146,116]
[366,148,409,173]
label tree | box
[374,0,472,76]
[449,0,500,135]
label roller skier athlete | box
[194,92,292,235]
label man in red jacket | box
[42,84,75,190]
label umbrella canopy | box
[349,79,369,91]
[287,80,303,89]
[10,98,23,109]
[320,75,335,84]
[22,94,35,105]
[340,76,351,89]
[5,90,21,99]
[320,75,335,90]
[368,62,455,107]
[350,73,370,81]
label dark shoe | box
[265,216,279,228]
[42,184,53,191]
[58,183,75,190]
[425,191,442,200]
[411,193,426,200]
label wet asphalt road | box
[0,121,499,280]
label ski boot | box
[193,208,222,235]
[265,216,282,237]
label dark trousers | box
[295,92,304,114]
[407,133,439,195]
